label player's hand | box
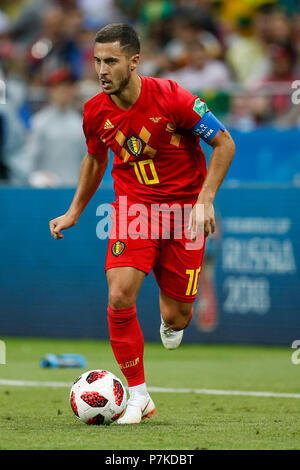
[188,200,215,241]
[49,213,77,240]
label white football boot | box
[117,394,156,425]
[160,317,184,350]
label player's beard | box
[107,68,131,97]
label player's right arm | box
[49,150,109,240]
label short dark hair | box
[95,23,140,57]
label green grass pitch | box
[0,337,300,450]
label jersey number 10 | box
[129,159,159,185]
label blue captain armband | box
[191,111,226,143]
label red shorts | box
[105,200,205,303]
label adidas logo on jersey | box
[104,119,114,129]
[150,117,161,123]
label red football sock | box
[107,304,145,387]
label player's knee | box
[108,285,137,309]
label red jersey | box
[83,76,207,205]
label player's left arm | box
[189,126,235,240]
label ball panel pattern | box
[87,414,105,425]
[111,411,124,422]
[113,379,124,406]
[70,391,79,416]
[86,370,108,384]
[81,391,108,408]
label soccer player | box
[49,24,235,424]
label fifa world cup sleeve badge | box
[112,240,126,257]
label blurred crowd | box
[0,0,300,186]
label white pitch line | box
[0,379,71,388]
[0,379,300,399]
[147,386,300,399]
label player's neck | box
[110,73,142,111]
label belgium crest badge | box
[111,240,125,257]
[126,135,143,157]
